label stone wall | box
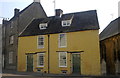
[100,34,120,74]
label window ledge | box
[37,66,44,68]
[37,47,44,49]
[36,67,44,69]
[59,66,67,68]
[59,46,67,48]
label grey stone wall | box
[2,2,47,70]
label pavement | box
[2,69,120,78]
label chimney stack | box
[2,19,8,25]
[34,0,40,2]
[55,9,63,17]
[14,8,20,16]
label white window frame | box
[58,33,67,48]
[59,52,67,67]
[37,35,44,49]
[9,52,13,64]
[10,35,14,44]
[62,20,71,27]
[39,23,47,30]
[37,53,45,67]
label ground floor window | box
[9,52,13,64]
[37,53,45,67]
[59,52,67,67]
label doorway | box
[26,54,33,72]
[72,53,81,74]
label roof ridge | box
[8,2,34,22]
[19,18,35,36]
[8,2,45,22]
[100,17,119,40]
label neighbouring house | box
[18,9,101,75]
[100,17,120,75]
[2,0,47,70]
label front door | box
[26,54,33,72]
[72,53,80,74]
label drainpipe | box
[48,34,50,73]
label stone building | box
[2,0,47,70]
[100,17,120,74]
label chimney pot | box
[34,0,40,2]
[2,19,8,24]
[14,8,20,16]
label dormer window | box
[39,23,47,30]
[62,20,71,27]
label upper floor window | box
[39,23,47,30]
[38,35,44,48]
[62,20,71,27]
[10,21,13,28]
[59,33,67,48]
[59,52,67,67]
[37,53,45,67]
[9,52,13,64]
[9,35,14,44]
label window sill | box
[37,66,44,67]
[62,25,70,27]
[37,47,44,49]
[59,66,67,68]
[36,67,44,69]
[58,46,67,48]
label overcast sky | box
[0,0,119,32]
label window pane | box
[59,34,66,47]
[10,35,14,44]
[40,42,44,45]
[11,21,13,28]
[59,52,67,67]
[39,23,47,30]
[9,52,13,64]
[67,22,70,25]
[38,53,44,67]
[39,56,43,65]
[63,21,66,25]
[38,36,44,48]
[62,20,71,26]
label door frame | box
[26,54,34,72]
[71,53,80,74]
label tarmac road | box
[2,73,92,78]
[2,74,120,78]
[2,70,120,78]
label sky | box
[0,0,120,32]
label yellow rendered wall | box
[18,35,49,73]
[49,30,101,75]
[18,30,101,75]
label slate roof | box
[19,10,99,37]
[100,17,120,40]
[9,2,47,21]
[5,2,47,33]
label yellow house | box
[18,9,101,75]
